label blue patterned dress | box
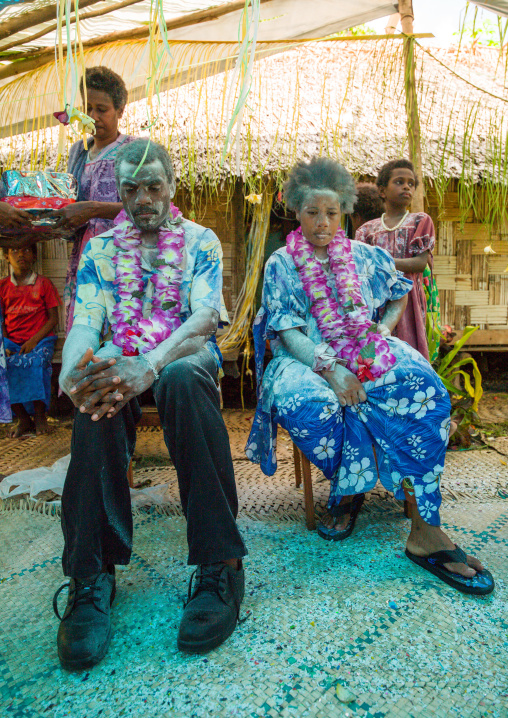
[246,242,451,526]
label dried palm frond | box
[1,39,508,232]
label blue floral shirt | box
[73,218,229,366]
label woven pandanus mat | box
[0,410,292,476]
[1,502,507,718]
[1,412,507,517]
[0,423,73,476]
[130,450,507,521]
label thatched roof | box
[1,40,507,192]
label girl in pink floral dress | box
[356,159,434,361]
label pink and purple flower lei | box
[111,204,185,356]
[286,227,396,381]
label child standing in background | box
[355,159,435,361]
[0,244,61,437]
[349,182,385,237]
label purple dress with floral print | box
[64,133,137,331]
[355,212,435,360]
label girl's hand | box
[19,337,38,354]
[322,365,367,407]
[377,323,391,337]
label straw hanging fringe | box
[218,183,273,372]
[0,38,508,223]
[1,39,508,244]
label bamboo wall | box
[426,187,508,348]
[173,182,244,320]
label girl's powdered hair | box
[284,157,357,214]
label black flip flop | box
[405,544,495,595]
[317,493,365,542]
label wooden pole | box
[0,30,435,83]
[0,0,274,51]
[399,0,425,213]
[0,0,102,43]
[385,13,400,34]
[0,0,276,80]
[0,0,145,56]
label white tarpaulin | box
[471,1,508,16]
[0,453,174,508]
[0,0,397,49]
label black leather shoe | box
[178,562,244,654]
[54,566,116,671]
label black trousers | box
[61,349,247,578]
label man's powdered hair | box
[80,66,128,110]
[115,139,176,189]
[283,157,357,214]
[353,183,384,223]
[376,159,420,189]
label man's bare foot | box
[9,416,34,439]
[407,513,484,578]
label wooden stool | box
[293,443,316,530]
[127,407,161,488]
[292,442,406,531]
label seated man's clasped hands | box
[246,157,494,597]
[56,139,247,671]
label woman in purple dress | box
[50,66,137,330]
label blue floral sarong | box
[3,335,56,415]
[246,242,451,526]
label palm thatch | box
[1,39,508,221]
[2,38,508,346]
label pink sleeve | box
[408,214,435,257]
[355,223,372,244]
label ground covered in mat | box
[1,501,507,718]
[1,411,508,513]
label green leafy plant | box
[427,322,483,446]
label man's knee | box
[155,354,218,417]
[72,406,124,441]
[158,355,200,394]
